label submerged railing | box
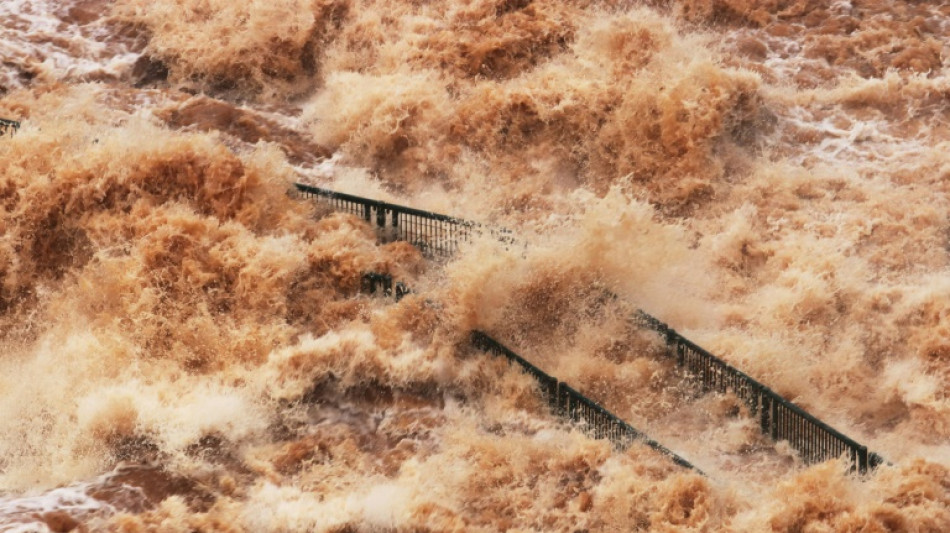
[295,183,482,258]
[632,310,885,473]
[471,331,700,473]
[299,183,886,474]
[361,272,412,302]
[0,118,19,136]
[357,273,698,471]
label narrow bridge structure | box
[298,182,885,474]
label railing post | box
[771,398,779,440]
[471,331,486,351]
[546,377,557,412]
[555,382,564,417]
[394,282,410,302]
[0,118,19,136]
[559,382,571,420]
[566,386,575,421]
[760,390,772,436]
[362,202,371,221]
[361,273,372,294]
[869,452,885,470]
[664,326,675,347]
[376,206,387,228]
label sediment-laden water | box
[1,0,948,531]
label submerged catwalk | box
[0,0,949,531]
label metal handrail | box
[359,277,700,472]
[297,184,887,474]
[293,183,516,258]
[361,272,412,301]
[634,309,886,473]
[295,183,475,225]
[0,118,19,136]
[471,331,702,473]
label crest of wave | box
[305,4,766,219]
[0,86,400,490]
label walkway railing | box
[299,183,886,474]
[471,330,700,472]
[0,118,19,136]
[632,310,885,473]
[358,272,698,471]
[361,272,412,302]
[295,183,480,258]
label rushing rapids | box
[1,0,949,531]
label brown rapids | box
[1,0,949,531]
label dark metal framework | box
[0,118,19,136]
[294,183,480,258]
[361,272,412,301]
[632,310,885,473]
[471,331,700,473]
[357,273,697,472]
[296,183,886,474]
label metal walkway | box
[296,182,885,474]
[0,118,19,136]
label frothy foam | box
[1,0,949,530]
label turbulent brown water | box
[1,0,949,530]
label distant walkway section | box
[0,118,19,136]
[293,183,513,258]
[296,182,885,474]
[632,311,885,473]
[361,271,700,473]
[472,330,702,473]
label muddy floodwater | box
[1,0,949,531]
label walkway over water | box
[0,118,19,136]
[295,182,885,475]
